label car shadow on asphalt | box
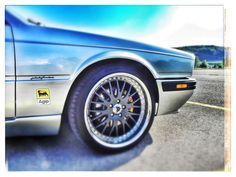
[6,119,153,171]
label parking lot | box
[6,69,227,171]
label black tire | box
[68,62,156,152]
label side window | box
[5,22,15,76]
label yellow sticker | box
[36,88,50,99]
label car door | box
[5,21,15,118]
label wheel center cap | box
[112,104,122,114]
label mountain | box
[175,45,225,63]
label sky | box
[6,5,224,47]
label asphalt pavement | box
[6,69,226,171]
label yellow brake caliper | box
[128,96,134,112]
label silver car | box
[5,9,196,152]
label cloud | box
[140,22,224,47]
[138,6,224,47]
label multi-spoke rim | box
[84,73,152,148]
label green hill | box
[175,45,226,68]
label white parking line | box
[187,101,230,111]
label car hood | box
[6,9,194,59]
[13,23,194,60]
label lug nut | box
[109,104,113,108]
[117,99,120,103]
[119,113,122,117]
[111,113,114,116]
[122,105,126,109]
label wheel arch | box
[71,51,160,80]
[62,51,159,118]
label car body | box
[5,9,196,151]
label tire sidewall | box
[68,63,156,152]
